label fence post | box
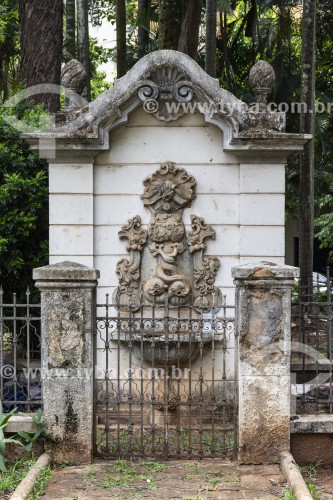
[232,261,298,464]
[33,261,99,463]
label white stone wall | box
[49,108,286,380]
[94,110,241,306]
[49,108,285,305]
[49,160,94,267]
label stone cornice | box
[21,50,311,159]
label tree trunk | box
[77,0,91,100]
[299,0,316,289]
[178,0,202,60]
[205,0,217,77]
[65,0,76,57]
[19,0,63,112]
[220,11,232,90]
[116,0,127,78]
[158,0,182,50]
[138,0,150,59]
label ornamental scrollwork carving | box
[187,215,216,252]
[115,216,147,306]
[187,215,222,311]
[141,161,196,213]
[138,67,194,122]
[114,163,222,312]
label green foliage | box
[0,401,24,473]
[89,0,116,27]
[0,404,53,475]
[91,69,113,100]
[17,408,54,454]
[28,463,52,500]
[0,111,48,300]
[89,38,113,99]
[315,189,333,261]
[281,490,295,500]
[0,457,34,494]
[0,0,20,100]
[0,0,332,286]
[0,456,52,498]
[141,461,165,472]
[299,461,322,500]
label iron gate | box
[0,287,42,412]
[94,293,238,459]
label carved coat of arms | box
[114,162,221,312]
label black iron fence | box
[94,293,238,459]
[291,267,333,414]
[0,287,42,412]
[3,270,333,422]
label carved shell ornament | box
[114,162,222,312]
[138,66,194,122]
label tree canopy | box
[0,0,333,293]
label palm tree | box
[65,0,76,57]
[138,0,150,58]
[158,0,182,50]
[77,0,91,99]
[178,0,202,61]
[299,0,317,288]
[205,0,217,77]
[116,0,127,77]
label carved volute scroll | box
[187,215,221,310]
[114,162,222,312]
[138,67,194,122]
[115,216,148,308]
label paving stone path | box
[42,459,290,500]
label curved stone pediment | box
[21,50,311,158]
[56,50,249,142]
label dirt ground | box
[313,466,333,500]
[41,459,289,500]
[40,459,333,500]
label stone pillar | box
[232,261,298,464]
[33,261,99,463]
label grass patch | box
[59,460,80,468]
[28,464,52,499]
[141,461,165,472]
[0,457,34,495]
[0,457,52,499]
[281,490,295,500]
[91,460,160,491]
[299,460,322,500]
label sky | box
[90,20,117,83]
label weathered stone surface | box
[237,286,292,377]
[6,415,37,433]
[33,261,99,283]
[114,162,221,312]
[232,261,299,281]
[61,59,86,93]
[234,261,298,464]
[21,50,311,159]
[42,377,94,463]
[46,290,85,368]
[249,60,275,105]
[291,415,333,433]
[61,58,87,111]
[239,375,290,464]
[34,261,98,463]
[40,460,287,500]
